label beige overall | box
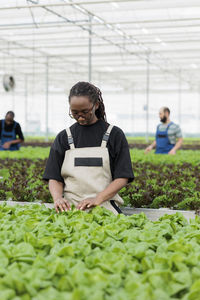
[61,125,124,215]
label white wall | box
[0,89,200,136]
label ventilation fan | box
[3,74,15,92]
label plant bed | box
[20,142,200,150]
[1,204,200,299]
[128,143,200,151]
[0,201,197,222]
[22,142,52,148]
[0,158,51,203]
[121,161,200,211]
[1,149,200,210]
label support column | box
[145,52,150,142]
[178,69,182,126]
[88,15,92,82]
[131,86,134,135]
[24,75,28,133]
[199,87,200,135]
[45,57,49,141]
[12,91,15,112]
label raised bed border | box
[0,201,197,221]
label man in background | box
[145,107,183,155]
[0,111,24,151]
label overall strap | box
[166,122,173,131]
[66,127,75,149]
[2,120,5,130]
[156,124,161,132]
[101,124,113,147]
[0,120,3,139]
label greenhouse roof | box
[0,0,200,93]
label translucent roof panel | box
[0,0,200,93]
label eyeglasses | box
[69,103,95,119]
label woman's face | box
[69,96,99,125]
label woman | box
[43,82,134,214]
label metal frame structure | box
[0,0,200,137]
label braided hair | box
[69,82,107,121]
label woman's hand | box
[77,197,102,210]
[54,198,71,213]
[77,178,128,211]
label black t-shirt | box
[43,119,134,184]
[0,120,24,141]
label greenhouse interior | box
[0,1,200,300]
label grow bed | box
[0,201,197,222]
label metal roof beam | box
[1,0,200,10]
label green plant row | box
[1,158,200,210]
[0,159,50,203]
[1,148,200,210]
[0,147,50,160]
[24,136,200,144]
[127,137,200,144]
[0,204,200,300]
[24,136,55,142]
[121,162,200,210]
[130,149,200,165]
[1,147,200,165]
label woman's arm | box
[49,179,71,212]
[77,178,128,210]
